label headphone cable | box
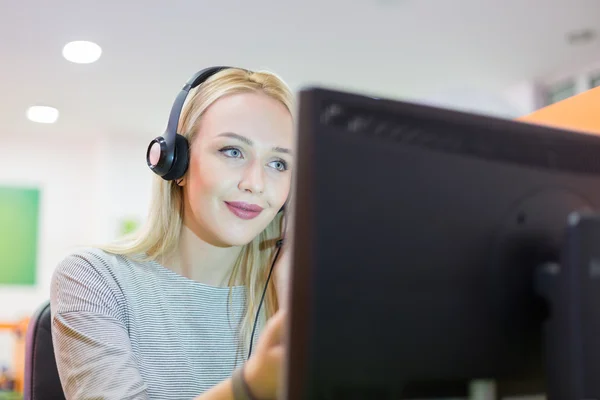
[247,238,284,359]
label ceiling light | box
[26,106,59,124]
[62,40,102,64]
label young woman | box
[50,67,295,400]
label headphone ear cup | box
[162,134,190,181]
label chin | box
[220,213,278,244]
[213,224,260,247]
[206,208,279,247]
[218,220,274,248]
[217,233,259,248]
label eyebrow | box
[218,132,292,155]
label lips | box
[225,201,264,220]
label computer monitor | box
[283,86,600,400]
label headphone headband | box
[146,66,233,180]
[163,66,232,156]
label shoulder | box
[50,247,133,317]
[52,247,124,284]
[52,246,154,280]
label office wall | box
[0,131,152,366]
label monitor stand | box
[463,212,600,400]
[533,212,600,400]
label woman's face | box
[181,91,294,247]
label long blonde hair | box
[101,67,294,352]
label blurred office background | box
[0,0,599,396]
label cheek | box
[273,174,292,205]
[187,159,225,204]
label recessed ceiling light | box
[62,40,102,64]
[26,106,59,124]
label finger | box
[268,344,285,362]
[275,261,290,311]
[264,310,287,346]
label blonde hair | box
[101,67,294,353]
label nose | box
[239,160,265,194]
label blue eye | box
[270,160,288,171]
[220,147,243,158]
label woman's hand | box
[243,310,287,400]
[274,243,291,311]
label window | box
[545,79,576,105]
[590,71,600,89]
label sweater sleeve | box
[50,250,149,400]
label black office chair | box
[23,300,65,400]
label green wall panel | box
[0,186,40,285]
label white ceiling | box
[1,0,599,140]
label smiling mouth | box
[224,201,264,220]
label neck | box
[160,224,243,287]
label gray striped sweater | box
[50,247,262,400]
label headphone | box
[147,66,287,358]
[146,65,285,216]
[146,66,231,181]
